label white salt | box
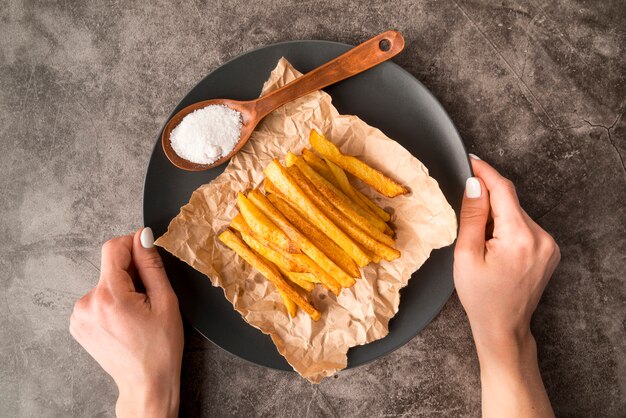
[170,105,242,165]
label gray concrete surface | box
[1,0,624,416]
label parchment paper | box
[155,58,457,383]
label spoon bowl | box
[161,98,259,171]
[162,30,405,171]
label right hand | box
[454,157,560,351]
[454,156,560,418]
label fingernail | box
[468,153,481,160]
[140,227,154,249]
[466,177,481,198]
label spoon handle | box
[253,30,405,119]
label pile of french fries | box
[219,129,408,320]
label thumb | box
[456,176,490,260]
[132,227,173,298]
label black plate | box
[143,40,470,371]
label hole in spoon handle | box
[379,39,391,51]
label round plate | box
[143,40,470,371]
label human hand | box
[454,156,560,350]
[454,156,560,417]
[70,228,183,418]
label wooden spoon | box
[162,30,405,171]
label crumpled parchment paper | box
[155,58,457,383]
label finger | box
[456,175,490,260]
[470,158,526,224]
[520,208,542,234]
[132,227,173,299]
[69,291,92,342]
[99,235,135,292]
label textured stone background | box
[1,0,624,416]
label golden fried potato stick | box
[284,151,297,167]
[238,229,305,273]
[278,289,297,318]
[230,214,297,254]
[352,242,381,263]
[233,199,344,292]
[263,159,371,268]
[267,193,360,278]
[266,187,382,263]
[309,129,408,198]
[265,183,386,265]
[287,165,400,262]
[280,269,315,292]
[355,189,393,224]
[324,157,392,224]
[247,189,350,291]
[218,229,321,321]
[230,213,254,235]
[280,194,383,263]
[303,148,392,227]
[291,253,343,293]
[300,152,394,238]
[285,272,320,283]
[322,157,378,217]
[237,192,299,254]
[233,214,328,277]
[290,154,394,245]
[275,193,384,265]
[263,178,282,196]
[302,148,341,187]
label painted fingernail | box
[468,153,481,160]
[140,227,154,249]
[466,177,481,198]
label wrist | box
[116,377,180,418]
[470,320,533,358]
[471,327,554,417]
[473,326,537,377]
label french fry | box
[309,129,408,197]
[355,188,392,223]
[267,193,361,278]
[238,230,305,273]
[247,189,349,291]
[279,289,297,318]
[323,161,394,237]
[280,269,315,292]
[302,148,341,187]
[285,272,320,283]
[284,151,298,167]
[323,157,377,217]
[324,157,392,224]
[237,192,299,254]
[268,183,386,264]
[303,148,392,226]
[263,159,371,268]
[218,229,321,321]
[230,213,254,235]
[287,165,400,262]
[290,154,394,245]
[237,198,345,291]
[291,253,343,292]
[233,215,332,278]
[263,178,282,196]
[277,194,384,264]
[230,214,297,253]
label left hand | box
[70,228,184,418]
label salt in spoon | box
[162,30,405,171]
